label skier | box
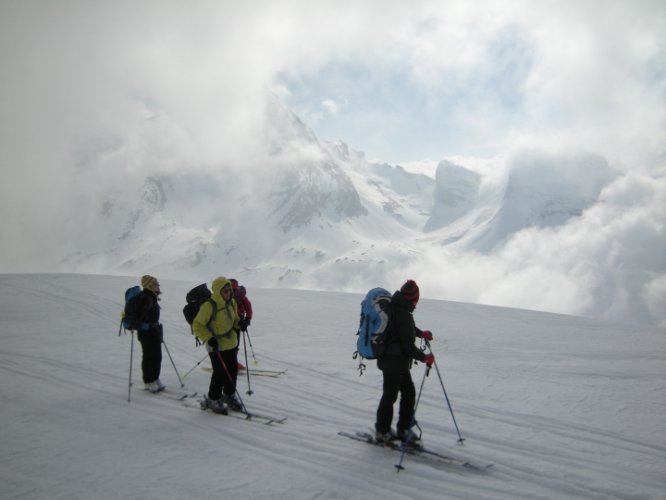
[230,278,253,370]
[135,275,165,393]
[231,279,253,332]
[375,279,434,444]
[193,276,242,413]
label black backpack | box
[120,286,143,333]
[183,283,217,345]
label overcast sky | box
[2,0,664,166]
[1,1,665,321]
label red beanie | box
[400,279,420,304]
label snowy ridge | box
[1,274,664,499]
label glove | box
[421,330,433,341]
[239,318,249,331]
[207,337,219,350]
[423,353,435,366]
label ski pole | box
[242,331,253,395]
[215,351,251,418]
[162,337,184,387]
[426,340,465,444]
[128,331,134,403]
[396,364,430,471]
[182,353,208,381]
[244,328,258,365]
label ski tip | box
[462,461,494,471]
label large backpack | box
[355,287,392,367]
[183,283,217,345]
[120,286,143,332]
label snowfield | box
[1,273,664,499]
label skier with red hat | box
[374,279,435,446]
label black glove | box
[239,318,249,331]
[207,337,219,350]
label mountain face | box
[424,160,482,233]
[272,159,368,232]
[65,105,617,281]
[62,99,638,320]
[469,150,617,252]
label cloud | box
[276,1,666,163]
[509,2,666,165]
[2,1,663,175]
[321,99,338,115]
[410,168,666,326]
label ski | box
[247,368,287,375]
[228,406,288,425]
[141,385,196,401]
[161,390,198,402]
[180,397,287,425]
[201,367,287,377]
[338,431,493,471]
[246,369,287,378]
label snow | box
[1,273,665,499]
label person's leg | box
[138,333,153,384]
[208,352,224,400]
[145,333,162,383]
[375,369,401,433]
[396,369,416,435]
[220,349,238,397]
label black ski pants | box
[208,349,238,400]
[375,356,416,434]
[138,327,162,384]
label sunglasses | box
[221,285,232,295]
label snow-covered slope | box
[1,273,664,499]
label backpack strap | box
[207,300,239,341]
[206,298,217,336]
[190,298,218,347]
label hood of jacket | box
[211,276,232,305]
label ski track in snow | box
[1,273,665,500]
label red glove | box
[423,353,435,366]
[421,330,433,341]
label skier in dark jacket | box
[135,275,164,393]
[375,279,434,444]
